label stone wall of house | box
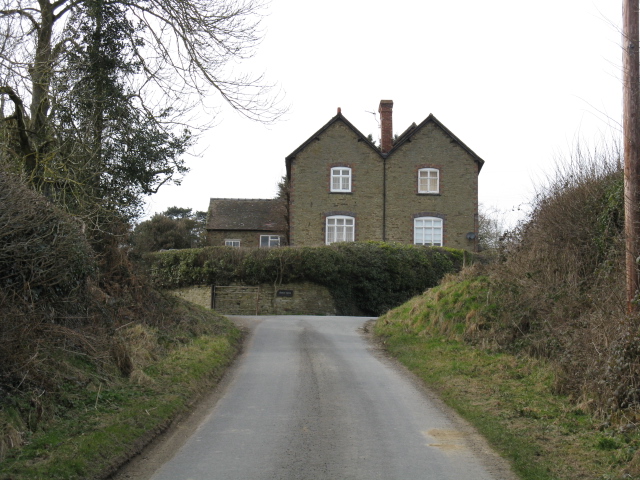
[385,122,479,251]
[206,230,285,248]
[288,118,479,252]
[168,282,337,316]
[289,121,384,246]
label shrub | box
[0,169,96,310]
[0,167,98,436]
[474,142,636,412]
[146,242,464,316]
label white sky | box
[144,0,623,228]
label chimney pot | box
[337,107,341,114]
[378,100,394,153]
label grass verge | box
[0,300,243,480]
[374,289,640,480]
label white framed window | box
[418,168,439,194]
[225,239,241,247]
[414,217,443,246]
[331,167,352,192]
[260,235,281,248]
[326,216,355,244]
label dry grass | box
[478,143,637,414]
[376,268,640,479]
[375,141,640,477]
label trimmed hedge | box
[146,242,466,316]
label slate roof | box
[206,198,286,232]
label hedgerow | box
[146,242,465,316]
[0,170,95,306]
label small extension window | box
[260,235,281,248]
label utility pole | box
[624,0,640,313]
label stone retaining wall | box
[168,282,337,316]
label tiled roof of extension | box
[206,198,285,232]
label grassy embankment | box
[0,296,242,480]
[374,270,640,480]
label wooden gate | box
[212,286,261,315]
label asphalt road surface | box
[124,316,515,480]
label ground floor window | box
[326,216,355,244]
[260,235,281,247]
[225,239,241,247]
[414,217,443,246]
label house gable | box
[285,110,381,179]
[285,111,385,246]
[388,114,484,171]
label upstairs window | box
[260,235,281,248]
[326,216,354,244]
[225,239,241,247]
[418,168,439,194]
[414,217,443,246]
[331,167,352,192]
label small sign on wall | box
[276,289,294,298]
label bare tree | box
[477,204,508,253]
[0,0,283,187]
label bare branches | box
[0,0,282,231]
[0,166,95,292]
[0,85,33,158]
[0,8,40,30]
[123,0,285,122]
[2,0,283,135]
[0,86,27,127]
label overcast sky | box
[144,0,623,227]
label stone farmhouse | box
[206,100,484,252]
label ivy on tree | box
[0,0,283,227]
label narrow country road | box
[119,316,515,480]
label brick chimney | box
[378,100,393,154]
